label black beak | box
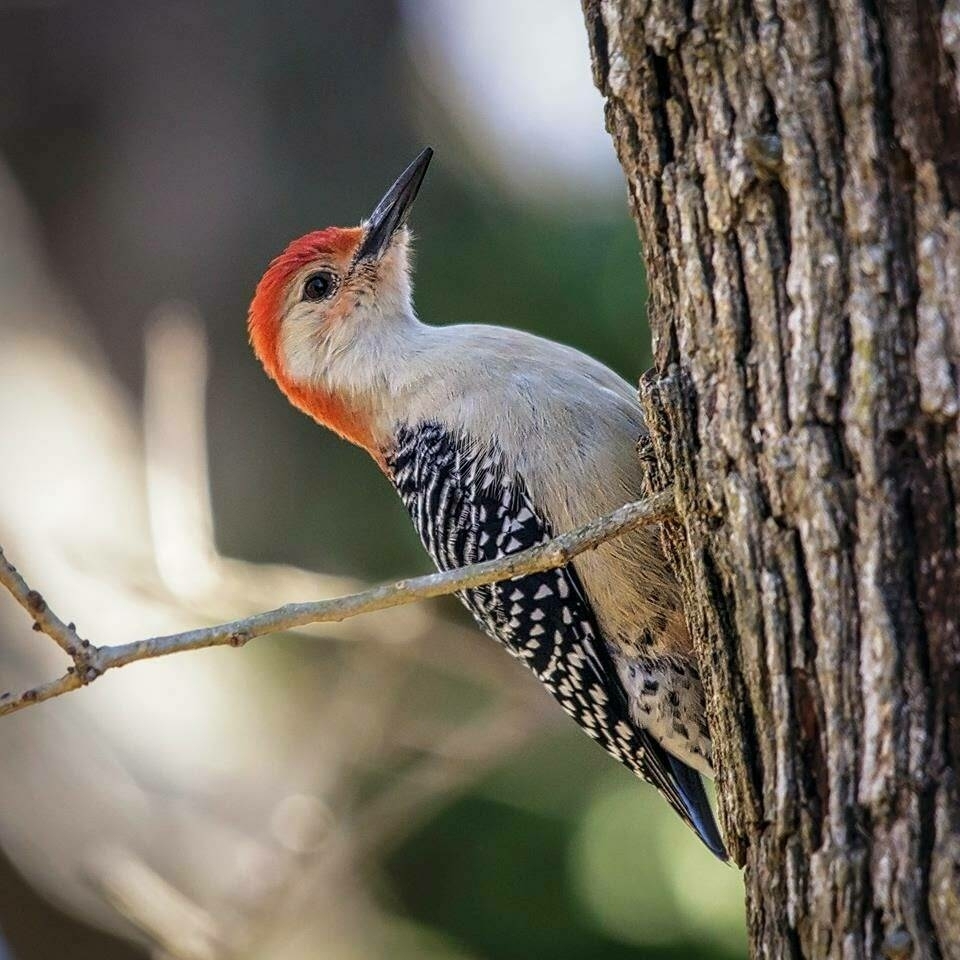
[355,147,433,262]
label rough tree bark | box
[582,2,960,958]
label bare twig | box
[0,669,84,714]
[0,545,97,711]
[0,546,86,660]
[0,488,674,717]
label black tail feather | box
[661,746,728,861]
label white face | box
[278,229,416,390]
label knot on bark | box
[26,590,46,613]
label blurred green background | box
[0,2,745,958]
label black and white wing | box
[388,421,725,859]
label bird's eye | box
[303,271,337,301]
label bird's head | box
[248,148,432,455]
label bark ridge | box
[583,1,960,957]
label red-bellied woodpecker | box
[248,148,726,859]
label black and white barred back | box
[388,421,725,859]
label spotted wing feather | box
[388,421,725,859]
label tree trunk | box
[581,2,960,957]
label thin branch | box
[0,546,86,658]
[0,670,83,714]
[0,488,675,717]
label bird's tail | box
[660,744,728,861]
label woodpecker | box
[248,148,726,859]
